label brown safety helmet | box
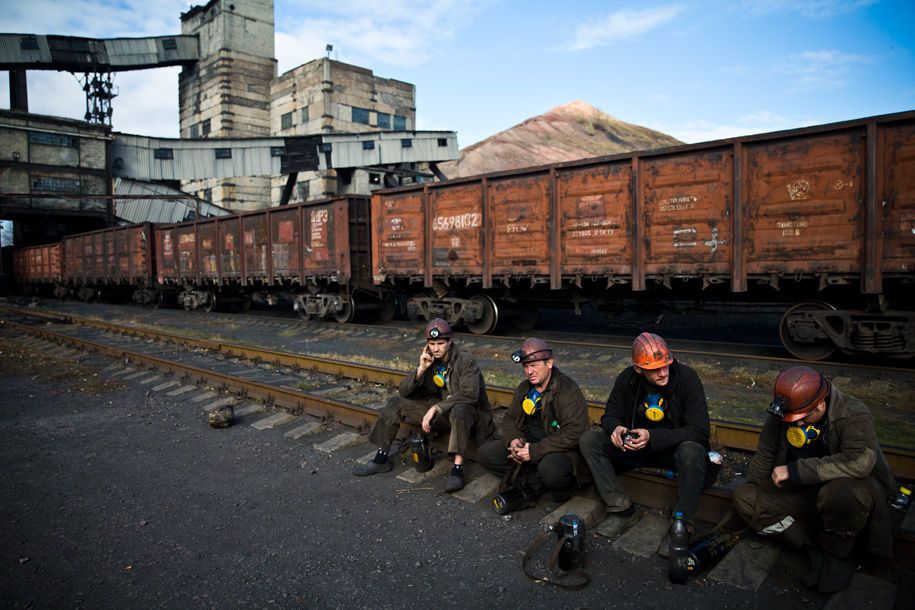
[425,318,453,340]
[511,337,553,364]
[632,332,673,370]
[768,366,831,422]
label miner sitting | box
[732,366,896,593]
[476,338,590,513]
[579,332,712,531]
[352,318,496,492]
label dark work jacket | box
[501,367,591,483]
[398,342,497,443]
[748,385,896,558]
[599,360,710,452]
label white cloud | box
[737,0,877,18]
[1,0,187,37]
[654,112,814,143]
[565,6,684,52]
[275,0,489,71]
[774,49,873,91]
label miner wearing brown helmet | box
[476,338,590,512]
[733,366,895,593]
[580,332,713,527]
[352,318,496,492]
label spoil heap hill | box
[440,100,682,179]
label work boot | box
[803,546,825,589]
[818,553,856,593]
[352,459,393,476]
[445,468,465,492]
[606,498,635,518]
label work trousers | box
[476,439,575,496]
[579,429,709,521]
[367,394,475,456]
[732,477,873,557]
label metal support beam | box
[279,172,298,206]
[9,70,28,111]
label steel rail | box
[4,316,914,568]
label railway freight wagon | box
[153,195,388,321]
[59,223,155,303]
[372,110,915,360]
[11,242,62,296]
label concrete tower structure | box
[178,0,419,212]
[179,0,277,212]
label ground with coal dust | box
[0,332,911,609]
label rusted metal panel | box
[487,173,551,278]
[732,142,747,292]
[155,226,178,284]
[197,221,218,281]
[12,243,61,283]
[745,131,864,275]
[880,120,915,274]
[301,200,339,278]
[372,190,425,283]
[241,213,269,282]
[270,207,301,280]
[427,182,484,276]
[218,218,242,281]
[556,161,632,278]
[177,225,198,283]
[642,148,733,279]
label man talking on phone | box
[352,318,496,492]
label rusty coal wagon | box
[372,110,915,359]
[11,242,62,296]
[58,223,156,303]
[153,194,388,321]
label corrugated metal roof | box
[112,131,459,181]
[0,34,198,71]
[114,177,230,224]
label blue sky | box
[0,0,913,148]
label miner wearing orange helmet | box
[732,366,896,593]
[352,318,496,492]
[580,332,713,530]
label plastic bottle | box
[685,532,740,574]
[890,485,912,511]
[668,511,689,584]
[640,467,677,480]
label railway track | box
[2,301,915,571]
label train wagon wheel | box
[466,295,499,335]
[334,294,356,324]
[779,301,837,361]
[202,291,217,313]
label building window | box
[201,119,211,137]
[281,112,293,131]
[215,148,232,159]
[362,140,375,150]
[190,123,199,138]
[153,148,174,160]
[376,112,391,129]
[351,107,370,125]
[401,139,412,148]
[203,188,212,202]
[20,36,39,51]
[319,143,333,153]
[393,115,406,130]
[32,176,80,193]
[301,107,309,123]
[369,173,381,185]
[162,38,177,50]
[438,138,449,147]
[296,182,309,201]
[270,146,285,157]
[28,132,77,147]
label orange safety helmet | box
[632,332,673,370]
[768,366,830,422]
[425,318,453,340]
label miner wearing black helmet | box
[733,366,896,593]
[352,318,496,492]
[476,338,590,513]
